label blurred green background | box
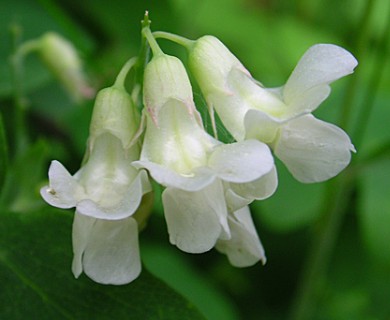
[1,0,390,319]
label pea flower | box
[41,76,152,284]
[133,53,277,255]
[188,36,358,183]
[216,206,266,267]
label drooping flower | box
[133,52,277,255]
[216,206,266,267]
[41,79,152,284]
[188,36,358,183]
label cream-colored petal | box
[140,99,215,174]
[133,160,215,192]
[40,160,80,209]
[229,166,278,202]
[216,206,266,267]
[76,170,151,220]
[224,188,252,213]
[243,109,282,143]
[283,85,331,119]
[82,217,141,285]
[283,44,357,112]
[162,181,229,253]
[71,212,96,278]
[208,140,274,183]
[275,114,355,183]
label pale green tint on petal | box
[216,206,266,267]
[229,166,278,201]
[40,160,81,209]
[243,109,282,143]
[143,55,195,118]
[71,213,96,278]
[275,114,355,183]
[283,85,331,119]
[140,99,215,175]
[208,140,274,183]
[207,92,248,141]
[224,188,252,213]
[208,68,284,142]
[228,68,286,118]
[189,35,247,96]
[76,170,151,220]
[82,216,141,285]
[283,44,358,110]
[77,133,140,208]
[133,160,215,191]
[162,181,229,253]
[89,87,140,149]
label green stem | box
[290,173,354,320]
[142,26,164,57]
[290,2,378,319]
[133,12,152,108]
[352,2,390,149]
[358,140,390,168]
[9,24,34,156]
[338,0,375,129]
[152,31,195,50]
[0,112,9,193]
[113,57,138,89]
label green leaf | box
[142,241,240,320]
[359,158,390,265]
[0,208,205,320]
[0,140,50,212]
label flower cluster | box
[41,18,357,285]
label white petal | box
[140,99,214,174]
[208,140,274,183]
[40,160,80,209]
[82,216,141,285]
[133,160,216,191]
[224,188,252,213]
[284,85,331,118]
[212,67,284,141]
[216,206,266,267]
[229,166,278,202]
[162,181,229,253]
[243,109,282,143]
[283,44,358,112]
[274,114,355,183]
[71,212,96,278]
[75,133,141,208]
[207,91,248,142]
[76,170,151,220]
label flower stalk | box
[153,31,195,49]
[9,24,35,156]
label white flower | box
[134,54,277,254]
[216,206,266,267]
[189,36,358,183]
[41,86,151,284]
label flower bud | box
[89,86,140,149]
[143,54,195,123]
[38,32,94,102]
